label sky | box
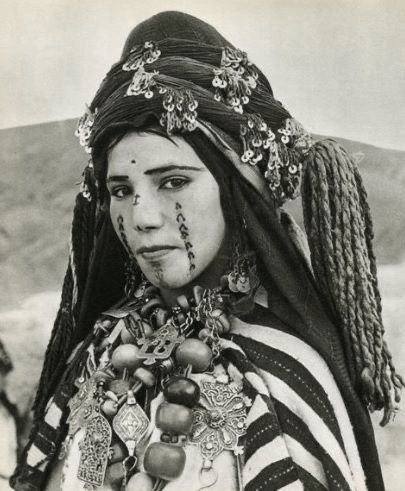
[1,0,405,150]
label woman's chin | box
[144,266,197,291]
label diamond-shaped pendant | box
[113,390,149,456]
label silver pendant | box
[191,381,248,463]
[137,322,184,366]
[112,390,149,456]
[66,376,97,437]
[78,410,112,487]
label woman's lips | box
[136,245,177,260]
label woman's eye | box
[160,177,189,190]
[110,186,131,199]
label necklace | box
[63,278,253,490]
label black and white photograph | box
[1,1,404,490]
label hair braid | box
[302,146,365,376]
[345,161,385,405]
[301,139,404,422]
[32,187,99,418]
[347,169,382,403]
[329,148,378,376]
[356,162,405,414]
[32,261,75,417]
[353,167,382,315]
[320,146,369,382]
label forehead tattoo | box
[131,158,136,164]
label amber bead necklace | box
[66,277,252,490]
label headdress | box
[12,10,399,491]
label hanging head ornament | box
[73,12,404,423]
[75,37,313,206]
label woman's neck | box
[158,252,230,307]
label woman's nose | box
[131,192,164,232]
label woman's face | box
[107,132,227,291]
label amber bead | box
[101,399,118,419]
[133,367,155,387]
[154,307,170,327]
[176,295,191,311]
[160,432,171,443]
[129,311,153,337]
[141,297,164,317]
[156,402,193,434]
[105,462,124,488]
[175,312,186,325]
[126,472,154,491]
[175,339,213,372]
[163,376,200,408]
[111,344,143,372]
[144,442,186,481]
[108,379,131,395]
[108,442,126,464]
[120,328,137,344]
[140,322,154,338]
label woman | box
[11,11,403,491]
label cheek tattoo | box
[117,215,140,294]
[132,194,140,206]
[117,215,135,259]
[175,202,196,271]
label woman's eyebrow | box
[144,164,203,175]
[106,175,129,182]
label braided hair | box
[302,141,404,423]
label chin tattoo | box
[151,261,168,288]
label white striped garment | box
[220,316,367,491]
